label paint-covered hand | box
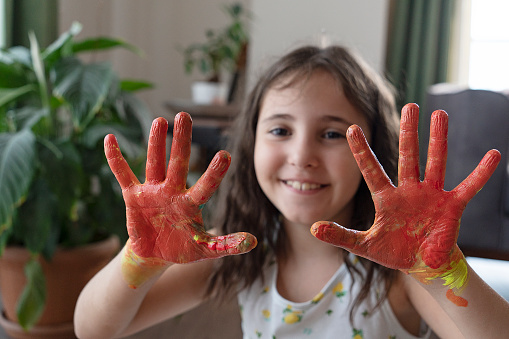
[105,113,257,288]
[311,103,500,304]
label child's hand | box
[311,103,500,305]
[104,113,257,288]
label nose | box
[288,136,319,168]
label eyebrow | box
[260,113,353,126]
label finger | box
[398,103,421,185]
[104,134,140,189]
[453,149,501,204]
[310,221,365,253]
[167,112,193,190]
[145,117,169,183]
[347,125,394,194]
[201,232,258,258]
[188,151,231,205]
[424,110,448,188]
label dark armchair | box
[420,84,509,260]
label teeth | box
[286,180,321,191]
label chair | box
[420,84,509,260]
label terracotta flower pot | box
[0,236,120,338]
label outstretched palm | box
[311,103,500,281]
[105,113,257,266]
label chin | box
[283,212,329,227]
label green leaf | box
[14,179,56,254]
[41,21,83,65]
[53,59,113,129]
[0,130,36,240]
[0,85,36,108]
[117,91,154,143]
[72,37,144,56]
[17,107,49,132]
[82,123,144,159]
[0,62,27,89]
[16,257,46,330]
[120,79,153,92]
[0,46,32,68]
[28,32,50,110]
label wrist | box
[405,246,470,306]
[121,240,169,289]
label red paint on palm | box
[311,103,500,278]
[105,113,257,266]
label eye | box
[269,127,290,137]
[323,130,345,139]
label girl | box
[74,46,509,338]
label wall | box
[248,0,390,86]
[59,0,389,117]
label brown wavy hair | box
[207,45,400,319]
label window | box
[468,0,509,91]
[0,0,6,48]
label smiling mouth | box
[283,180,325,191]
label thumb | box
[201,232,258,258]
[311,221,364,253]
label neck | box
[279,219,343,266]
[275,219,345,302]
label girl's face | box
[254,70,371,228]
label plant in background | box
[181,2,250,82]
[0,22,153,329]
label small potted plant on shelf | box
[0,21,154,337]
[180,2,250,105]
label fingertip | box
[209,150,231,175]
[175,111,192,124]
[485,149,501,167]
[429,109,448,138]
[104,134,118,149]
[310,221,336,239]
[403,103,419,111]
[215,150,231,162]
[400,103,420,126]
[149,118,169,142]
[243,233,258,252]
[431,109,448,118]
[489,148,502,159]
[172,112,193,142]
[346,124,362,139]
[152,116,168,129]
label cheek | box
[254,141,285,200]
[332,150,363,191]
[254,141,274,183]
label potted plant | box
[0,21,154,336]
[180,2,250,104]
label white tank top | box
[237,256,431,339]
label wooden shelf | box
[164,99,240,120]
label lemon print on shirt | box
[352,328,364,339]
[333,281,346,299]
[311,292,324,304]
[282,305,303,324]
[262,309,271,321]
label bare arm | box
[74,245,214,338]
[74,113,257,338]
[311,103,509,338]
[404,266,509,339]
